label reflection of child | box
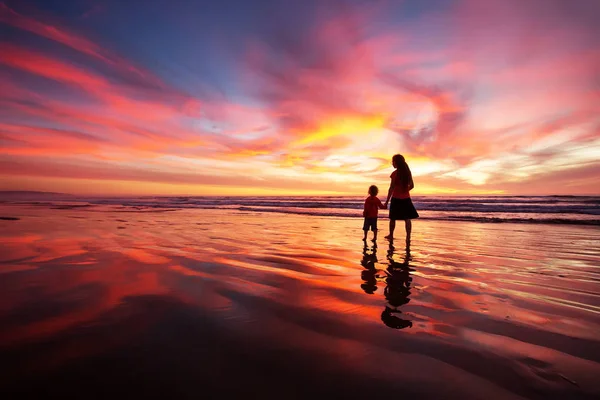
[360,243,378,294]
[363,185,386,241]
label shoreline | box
[1,201,599,226]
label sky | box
[0,0,599,196]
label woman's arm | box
[384,178,394,206]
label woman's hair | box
[392,154,412,191]
[368,185,379,196]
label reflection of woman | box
[384,154,419,245]
[381,242,413,329]
[381,307,412,329]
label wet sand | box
[1,204,599,399]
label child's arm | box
[378,198,386,209]
[363,200,367,217]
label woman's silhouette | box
[384,154,419,246]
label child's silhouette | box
[362,185,387,242]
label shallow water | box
[3,194,599,224]
[1,204,599,399]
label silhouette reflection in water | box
[382,242,413,329]
[360,242,382,294]
[359,241,414,329]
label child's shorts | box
[363,217,378,231]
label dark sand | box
[1,204,599,399]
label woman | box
[383,154,419,244]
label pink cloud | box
[0,2,160,86]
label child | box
[363,185,387,241]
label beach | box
[1,202,599,399]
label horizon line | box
[1,190,599,198]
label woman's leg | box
[405,219,412,243]
[386,219,396,239]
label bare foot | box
[384,235,393,240]
[371,238,377,242]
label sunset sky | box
[1,0,599,196]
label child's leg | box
[363,229,368,240]
[372,218,378,241]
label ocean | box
[4,194,599,225]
